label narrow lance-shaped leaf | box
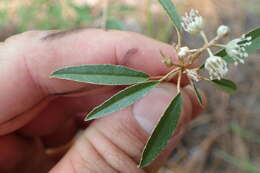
[216,27,260,64]
[191,81,203,105]
[86,81,160,121]
[211,79,237,94]
[139,93,182,168]
[50,64,149,85]
[158,0,183,33]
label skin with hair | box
[0,29,205,173]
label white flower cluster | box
[180,9,252,81]
[182,9,204,34]
[225,35,252,65]
[205,56,228,80]
[204,34,252,79]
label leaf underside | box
[86,81,160,120]
[139,93,182,168]
[158,0,183,33]
[211,78,237,94]
[50,64,149,85]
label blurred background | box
[0,0,259,172]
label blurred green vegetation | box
[0,0,127,33]
[0,0,174,42]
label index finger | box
[0,29,177,127]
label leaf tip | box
[138,159,150,169]
[137,163,143,169]
[49,74,56,78]
[84,114,94,121]
[49,70,59,78]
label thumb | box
[50,83,197,173]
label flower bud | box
[217,25,230,37]
[178,47,190,58]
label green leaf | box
[86,81,160,120]
[158,0,183,33]
[192,81,203,105]
[211,79,237,94]
[50,64,149,85]
[216,27,260,64]
[139,93,182,168]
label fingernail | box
[133,83,178,134]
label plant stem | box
[149,76,163,80]
[188,34,222,64]
[202,77,210,81]
[177,70,182,93]
[176,29,182,48]
[212,44,226,48]
[188,49,198,53]
[160,50,183,67]
[200,31,213,56]
[159,68,180,82]
[200,31,209,44]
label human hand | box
[0,29,205,173]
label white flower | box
[182,9,204,34]
[186,69,200,82]
[225,35,252,65]
[178,47,190,58]
[205,56,228,80]
[217,25,230,37]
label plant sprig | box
[50,0,260,168]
